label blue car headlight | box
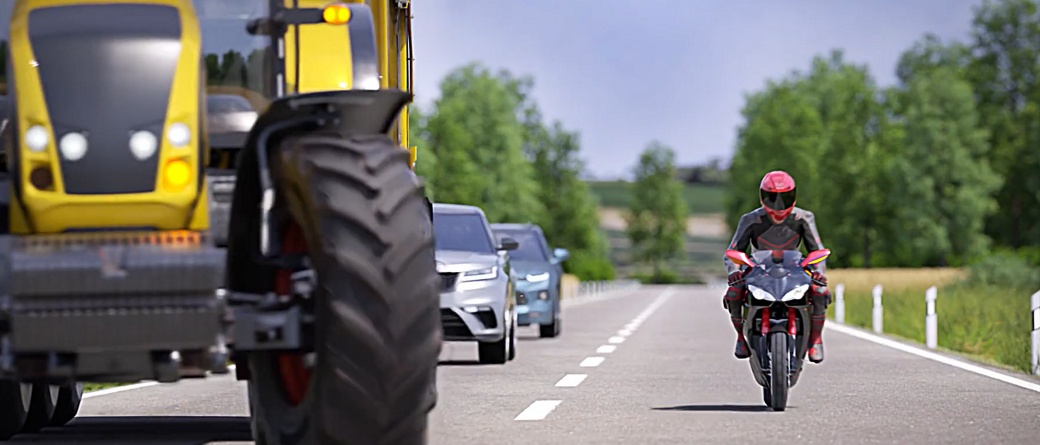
[525,272,550,283]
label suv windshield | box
[494,230,548,262]
[434,213,495,254]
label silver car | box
[433,203,519,364]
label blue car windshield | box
[433,213,495,254]
[494,230,549,262]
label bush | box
[564,251,616,281]
[961,251,1040,291]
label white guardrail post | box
[872,284,883,334]
[834,283,845,324]
[1031,290,1040,376]
[925,286,938,349]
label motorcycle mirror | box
[801,249,831,268]
[724,250,755,268]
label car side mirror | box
[552,247,570,263]
[498,237,519,251]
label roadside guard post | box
[1031,291,1040,376]
[925,286,938,349]
[872,284,883,334]
[834,283,845,324]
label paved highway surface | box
[7,285,1040,444]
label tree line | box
[727,0,1040,269]
[411,63,616,281]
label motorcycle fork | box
[787,308,797,336]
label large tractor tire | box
[22,384,59,432]
[235,133,441,445]
[48,382,83,427]
[0,381,32,440]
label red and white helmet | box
[759,170,796,223]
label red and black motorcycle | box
[724,248,830,411]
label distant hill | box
[585,180,726,215]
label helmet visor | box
[760,188,796,211]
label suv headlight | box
[459,266,498,282]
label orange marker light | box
[163,159,191,191]
[322,3,351,25]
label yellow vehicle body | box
[282,0,416,168]
[6,0,209,235]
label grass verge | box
[83,383,125,392]
[826,268,1033,373]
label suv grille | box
[439,273,459,291]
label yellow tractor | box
[0,0,226,439]
[0,0,441,443]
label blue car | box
[490,223,569,338]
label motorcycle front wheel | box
[768,331,790,411]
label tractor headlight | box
[167,123,191,147]
[459,266,498,282]
[129,130,158,160]
[747,284,776,302]
[59,132,88,161]
[781,284,810,302]
[25,125,49,152]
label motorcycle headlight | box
[459,266,498,282]
[782,284,810,302]
[747,284,776,301]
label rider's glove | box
[810,270,827,287]
[727,271,744,287]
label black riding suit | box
[722,207,831,359]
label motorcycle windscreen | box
[27,4,182,194]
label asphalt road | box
[7,285,1040,444]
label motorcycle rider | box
[722,170,831,363]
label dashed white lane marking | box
[618,329,633,337]
[608,336,626,344]
[515,400,563,421]
[555,374,588,387]
[579,357,605,367]
[829,323,1040,394]
[596,345,617,354]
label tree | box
[625,141,689,281]
[885,66,1002,266]
[421,63,544,223]
[965,0,1040,248]
[526,119,615,280]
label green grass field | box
[587,181,726,215]
[825,268,1033,373]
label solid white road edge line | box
[579,357,605,367]
[828,323,1040,394]
[597,345,617,354]
[555,374,588,388]
[83,381,159,399]
[83,364,239,399]
[514,400,563,421]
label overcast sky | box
[410,0,985,180]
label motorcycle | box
[724,248,831,411]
